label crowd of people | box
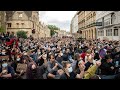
[0,32,120,79]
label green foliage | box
[17,30,27,39]
[47,25,60,36]
[48,25,60,30]
[0,26,5,33]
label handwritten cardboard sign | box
[16,63,27,73]
[0,56,9,60]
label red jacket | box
[81,53,86,62]
[6,38,18,48]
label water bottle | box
[119,68,120,72]
[115,61,119,67]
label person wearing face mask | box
[60,61,85,79]
[11,55,21,73]
[0,59,15,79]
[1,49,6,56]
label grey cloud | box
[39,11,47,18]
[47,19,70,31]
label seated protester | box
[47,54,62,79]
[91,49,95,59]
[74,60,86,75]
[0,59,15,79]
[85,49,92,63]
[5,46,12,60]
[14,52,35,79]
[72,53,82,72]
[67,47,74,63]
[62,48,70,61]
[84,60,101,79]
[26,62,38,79]
[94,50,100,60]
[30,50,37,62]
[36,53,47,66]
[60,61,85,79]
[15,48,21,55]
[84,50,96,71]
[21,52,35,64]
[100,55,115,75]
[36,49,41,59]
[1,49,7,56]
[11,54,21,73]
[26,54,48,79]
[56,50,63,65]
[99,46,106,59]
[36,56,44,66]
[46,48,51,59]
[80,49,86,62]
[70,48,75,59]
[11,45,17,56]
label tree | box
[0,26,5,33]
[47,25,60,36]
[17,30,27,39]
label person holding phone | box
[0,59,15,79]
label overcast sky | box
[39,11,77,32]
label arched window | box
[111,13,116,24]
[18,13,23,20]
[93,12,96,16]
[32,29,35,34]
[91,14,92,18]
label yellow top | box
[84,65,98,79]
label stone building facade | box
[77,11,96,39]
[6,11,51,38]
[0,11,6,32]
[96,11,120,40]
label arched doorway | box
[92,29,93,39]
[94,28,97,39]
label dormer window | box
[19,13,23,18]
[18,12,23,20]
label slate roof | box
[6,11,32,20]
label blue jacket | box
[0,65,15,79]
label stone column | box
[93,29,94,39]
[85,31,87,39]
[84,31,85,38]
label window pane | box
[7,23,11,27]
[102,31,104,36]
[106,30,107,36]
[19,14,22,17]
[114,29,118,36]
[110,29,112,36]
